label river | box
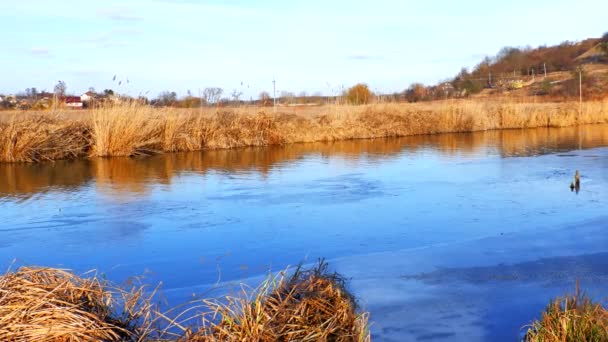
[1,125,608,341]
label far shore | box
[0,99,607,163]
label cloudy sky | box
[0,0,605,99]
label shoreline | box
[1,100,607,163]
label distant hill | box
[452,37,608,100]
[405,34,608,102]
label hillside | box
[445,35,608,101]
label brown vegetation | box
[0,262,369,342]
[525,284,608,342]
[1,100,608,163]
[0,267,155,342]
[187,261,369,341]
[345,84,373,105]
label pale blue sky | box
[0,0,605,98]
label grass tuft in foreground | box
[0,266,156,341]
[0,261,370,341]
[187,260,370,341]
[525,283,608,342]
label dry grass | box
[0,115,89,162]
[1,100,608,163]
[525,284,608,342]
[0,266,156,342]
[0,262,369,342]
[184,260,369,342]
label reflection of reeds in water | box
[0,261,370,341]
[1,100,608,163]
[2,124,608,198]
[0,160,93,199]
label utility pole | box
[544,63,547,78]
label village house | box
[64,96,83,108]
[80,91,95,103]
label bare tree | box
[156,91,177,106]
[202,87,223,104]
[280,91,295,104]
[259,91,270,100]
[600,32,608,55]
[54,80,66,97]
[231,89,243,102]
[259,91,271,106]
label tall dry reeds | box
[0,115,89,163]
[1,100,607,163]
[91,104,163,157]
[524,284,608,341]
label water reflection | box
[1,124,607,199]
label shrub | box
[346,83,373,105]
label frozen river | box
[1,124,607,341]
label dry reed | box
[524,284,608,342]
[0,115,89,162]
[184,260,369,342]
[0,266,155,342]
[0,262,370,341]
[1,100,607,163]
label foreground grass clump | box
[0,267,154,341]
[525,285,608,342]
[189,261,370,342]
[0,262,369,341]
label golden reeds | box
[0,262,370,341]
[0,115,89,163]
[0,267,154,342]
[1,100,607,163]
[524,284,608,341]
[187,260,369,342]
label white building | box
[80,91,95,103]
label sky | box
[0,0,606,99]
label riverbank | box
[1,100,607,163]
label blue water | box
[1,125,607,341]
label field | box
[1,100,607,163]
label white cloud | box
[28,48,51,57]
[96,8,143,21]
